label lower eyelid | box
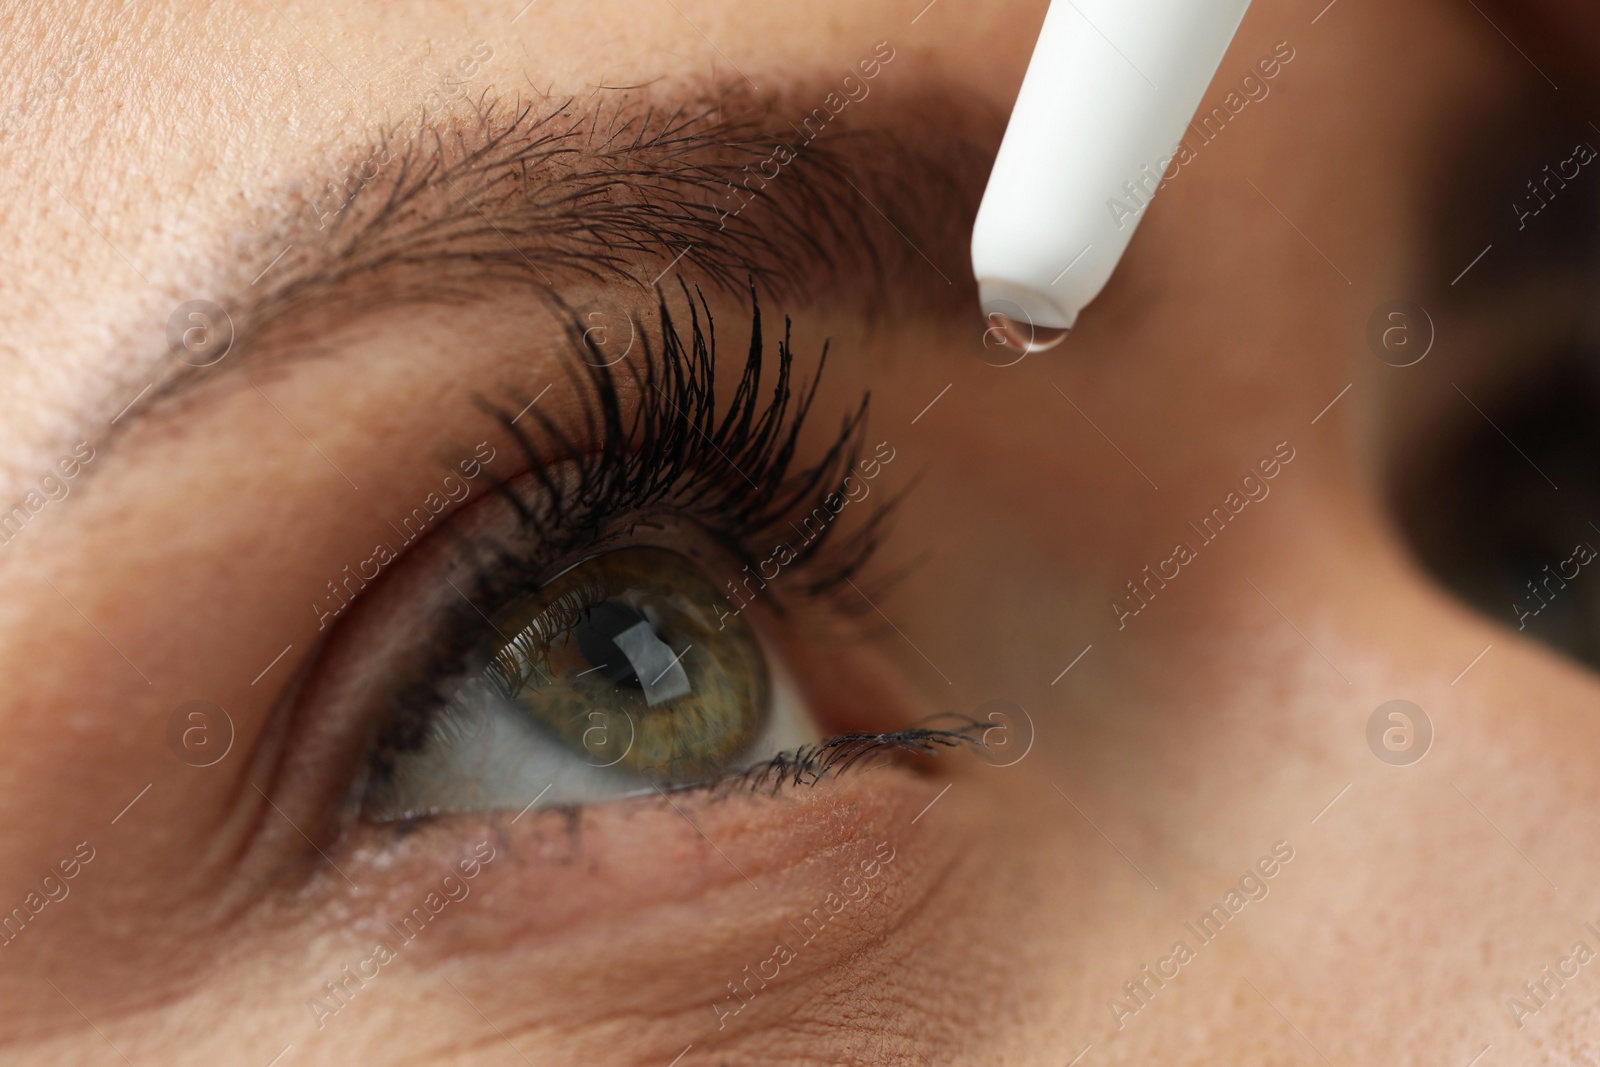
[320,759,956,955]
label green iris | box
[481,547,769,781]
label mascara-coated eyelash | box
[366,283,903,788]
[663,724,989,799]
[494,280,887,598]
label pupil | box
[573,601,647,688]
[569,600,693,706]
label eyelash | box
[492,280,885,600]
[362,282,916,798]
[670,725,987,800]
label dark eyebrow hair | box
[134,79,1001,419]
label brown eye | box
[364,546,814,821]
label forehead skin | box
[0,0,1034,494]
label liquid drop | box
[984,313,1070,355]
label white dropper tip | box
[971,0,1253,353]
[985,313,1070,354]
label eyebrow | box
[132,78,1001,422]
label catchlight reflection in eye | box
[365,547,818,820]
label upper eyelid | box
[286,279,876,717]
[486,283,881,582]
[449,285,889,633]
[334,284,898,762]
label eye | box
[364,545,818,820]
[492,547,769,775]
[269,286,957,845]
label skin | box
[2,0,1599,1063]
